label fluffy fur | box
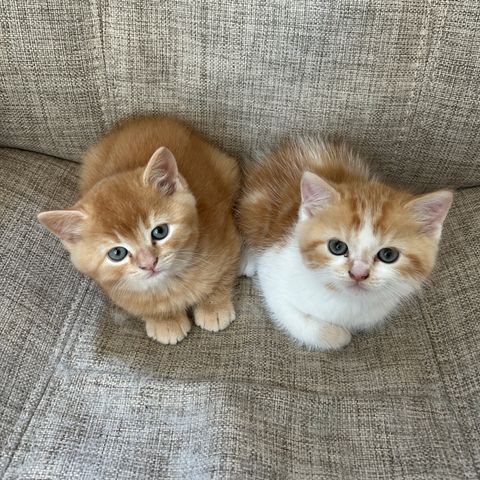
[237,138,453,350]
[39,116,241,344]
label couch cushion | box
[0,149,88,457]
[0,149,479,478]
[2,1,480,189]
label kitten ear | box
[406,190,454,236]
[300,171,339,219]
[37,210,86,243]
[143,147,180,194]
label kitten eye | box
[107,246,128,262]
[151,224,169,240]
[377,247,400,264]
[328,239,348,256]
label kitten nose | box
[349,261,370,282]
[138,251,158,271]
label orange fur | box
[39,116,241,344]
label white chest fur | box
[255,238,409,348]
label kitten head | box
[38,147,198,292]
[297,171,453,300]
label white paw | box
[145,316,192,345]
[283,313,352,351]
[315,322,352,350]
[194,301,235,332]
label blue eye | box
[152,224,169,240]
[328,239,348,256]
[108,247,128,261]
[377,247,400,264]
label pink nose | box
[349,262,370,282]
[138,252,158,271]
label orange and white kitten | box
[238,138,453,350]
[39,116,241,344]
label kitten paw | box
[194,300,235,332]
[145,315,192,345]
[317,322,352,350]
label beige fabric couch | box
[1,1,479,478]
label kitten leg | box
[145,312,192,345]
[238,245,256,277]
[194,290,235,332]
[268,300,351,350]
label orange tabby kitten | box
[38,116,241,344]
[238,138,453,350]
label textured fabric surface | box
[2,1,480,478]
[2,1,480,189]
[1,149,479,479]
[0,150,86,455]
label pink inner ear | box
[37,210,85,242]
[408,190,453,233]
[143,147,179,194]
[300,171,338,217]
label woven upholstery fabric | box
[2,1,480,189]
[2,0,480,478]
[0,149,479,479]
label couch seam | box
[0,281,92,478]
[400,1,447,152]
[88,0,116,130]
[0,146,77,165]
[52,366,448,401]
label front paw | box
[194,300,235,332]
[145,315,192,345]
[317,322,352,350]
